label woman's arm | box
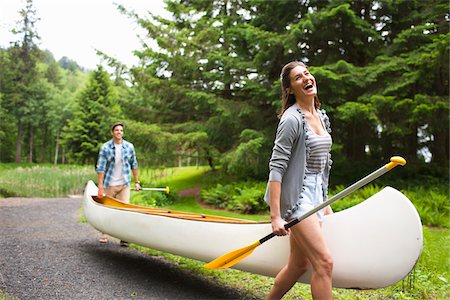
[269,181,289,236]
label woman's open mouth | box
[304,83,314,90]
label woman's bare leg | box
[267,233,309,299]
[267,215,333,300]
[291,215,333,299]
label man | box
[96,121,140,246]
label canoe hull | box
[83,180,422,289]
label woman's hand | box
[271,217,289,236]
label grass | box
[137,165,212,191]
[0,163,96,198]
[0,290,18,300]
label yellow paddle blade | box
[204,241,261,269]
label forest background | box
[0,0,448,190]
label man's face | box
[112,125,124,141]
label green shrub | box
[228,183,267,213]
[201,181,268,213]
[200,183,234,209]
[403,186,449,227]
[131,189,177,207]
[221,129,271,180]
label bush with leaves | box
[131,189,177,207]
[201,181,268,213]
[221,129,271,180]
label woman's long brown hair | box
[278,61,320,118]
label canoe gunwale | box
[91,195,266,224]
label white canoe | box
[83,180,423,289]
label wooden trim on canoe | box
[92,195,265,224]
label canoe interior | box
[92,195,265,224]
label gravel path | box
[0,197,255,300]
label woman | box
[264,61,333,300]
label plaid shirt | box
[96,139,138,189]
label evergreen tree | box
[3,0,42,162]
[61,65,120,165]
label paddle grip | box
[285,218,300,229]
[259,219,300,244]
[259,232,276,244]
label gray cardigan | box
[264,104,332,220]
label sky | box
[0,0,168,69]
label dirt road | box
[0,197,253,299]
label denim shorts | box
[290,172,325,222]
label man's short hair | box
[111,122,124,132]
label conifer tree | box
[61,66,119,165]
[3,0,42,162]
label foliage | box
[200,183,234,209]
[61,65,120,165]
[222,129,270,179]
[0,93,16,162]
[0,0,43,163]
[116,0,449,180]
[403,186,450,228]
[201,181,268,214]
[334,101,378,159]
[131,189,176,207]
[0,44,86,164]
[124,120,178,167]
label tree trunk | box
[406,125,418,163]
[15,122,23,163]
[54,130,60,165]
[431,130,449,164]
[28,127,33,163]
[206,150,215,170]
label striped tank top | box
[305,124,332,174]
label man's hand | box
[135,182,141,192]
[98,186,105,198]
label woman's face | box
[288,65,317,99]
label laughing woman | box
[264,61,334,300]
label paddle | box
[132,186,170,193]
[204,156,406,269]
